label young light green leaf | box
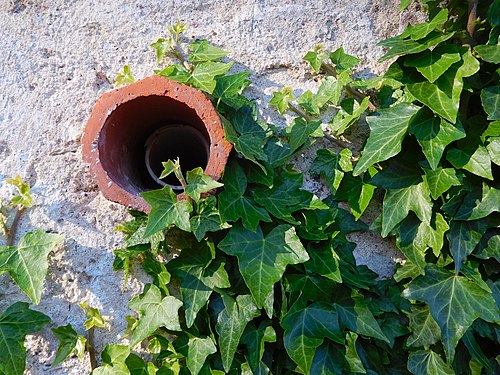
[187,336,217,375]
[447,220,486,274]
[329,47,361,71]
[381,181,432,237]
[79,300,106,330]
[51,324,86,367]
[115,65,135,86]
[447,144,493,180]
[353,103,420,176]
[345,332,366,373]
[128,284,183,348]
[481,86,500,120]
[407,350,454,375]
[282,302,343,374]
[0,229,63,304]
[269,86,293,114]
[407,304,441,348]
[101,344,130,365]
[219,224,308,308]
[303,46,327,73]
[407,81,458,123]
[405,50,461,83]
[141,185,193,236]
[218,162,271,231]
[159,160,177,179]
[189,61,233,94]
[0,302,51,375]
[330,96,370,136]
[156,64,191,83]
[474,44,500,64]
[424,167,461,200]
[151,37,172,63]
[185,167,223,201]
[404,265,499,361]
[188,39,228,62]
[215,294,260,372]
[487,136,500,165]
[5,176,33,207]
[408,109,466,170]
[190,196,230,242]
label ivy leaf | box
[330,96,370,136]
[185,167,224,202]
[456,184,500,221]
[305,243,342,283]
[188,61,233,94]
[282,302,343,374]
[424,167,461,200]
[329,47,361,71]
[115,65,135,86]
[241,322,276,373]
[269,86,293,114]
[447,220,486,274]
[213,72,251,109]
[310,341,344,375]
[150,37,172,62]
[474,44,500,64]
[487,137,500,165]
[335,291,390,343]
[218,162,271,231]
[303,49,327,73]
[190,196,230,241]
[156,64,191,83]
[101,344,130,365]
[345,332,366,373]
[353,103,420,176]
[404,265,499,361]
[474,234,499,260]
[407,304,441,348]
[5,176,33,207]
[407,81,457,123]
[336,171,376,220]
[141,185,193,236]
[481,86,500,120]
[188,40,228,62]
[405,49,461,83]
[219,224,308,308]
[263,137,293,168]
[381,181,432,237]
[286,118,322,152]
[254,169,316,224]
[298,73,351,114]
[400,9,449,41]
[51,324,86,367]
[311,149,351,193]
[408,109,466,170]
[215,294,260,372]
[79,300,106,330]
[407,350,454,375]
[187,336,217,375]
[0,230,63,304]
[447,144,493,180]
[128,284,183,348]
[0,302,51,375]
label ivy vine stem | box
[6,206,25,246]
[88,327,97,370]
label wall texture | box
[0,1,422,373]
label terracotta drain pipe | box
[82,75,232,212]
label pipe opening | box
[98,95,211,195]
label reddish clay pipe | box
[82,75,232,212]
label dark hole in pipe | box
[98,95,211,195]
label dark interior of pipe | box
[98,95,210,195]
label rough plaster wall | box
[0,0,423,373]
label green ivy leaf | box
[407,304,441,348]
[282,302,343,374]
[286,118,322,152]
[330,96,370,136]
[151,38,172,63]
[474,234,499,260]
[187,336,217,375]
[447,144,493,180]
[241,322,276,373]
[5,176,33,207]
[188,40,228,62]
[474,44,500,64]
[156,64,191,83]
[213,72,251,109]
[51,324,86,367]
[298,73,351,114]
[115,65,135,86]
[353,103,420,176]
[185,167,224,202]
[128,284,183,348]
[303,48,327,73]
[310,341,344,375]
[269,87,293,114]
[254,169,316,224]
[345,332,366,373]
[215,294,260,372]
[329,47,361,71]
[305,242,342,283]
[189,61,233,94]
[424,167,461,200]
[405,49,461,83]
[336,171,376,220]
[141,185,193,236]
[79,300,106,330]
[408,109,466,170]
[190,196,230,241]
[400,9,449,41]
[0,230,63,304]
[219,224,308,308]
[404,265,499,361]
[0,302,51,375]
[456,184,500,221]
[381,181,432,237]
[447,220,486,274]
[263,137,293,168]
[101,344,130,365]
[407,81,457,123]
[487,136,500,165]
[311,149,350,193]
[481,86,500,120]
[407,350,454,375]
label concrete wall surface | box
[0,1,422,373]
